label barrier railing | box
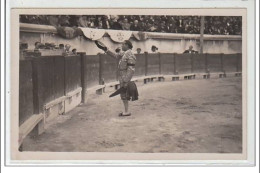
[19,52,242,148]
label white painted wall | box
[20,31,242,55]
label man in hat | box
[136,48,142,54]
[151,45,158,53]
[183,45,198,54]
[97,40,136,116]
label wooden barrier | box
[19,60,34,126]
[19,55,82,148]
[237,53,242,72]
[100,54,118,84]
[145,52,148,76]
[222,54,238,72]
[80,53,87,103]
[35,57,57,112]
[19,52,242,148]
[175,54,192,74]
[85,55,100,88]
[207,54,222,72]
[134,54,146,77]
[193,54,207,73]
[64,56,81,94]
[147,53,160,75]
[160,53,175,75]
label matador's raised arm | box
[95,40,123,60]
[105,50,124,60]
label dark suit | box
[183,50,198,54]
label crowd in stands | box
[20,15,242,35]
[19,41,77,55]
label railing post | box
[99,53,104,84]
[31,59,40,114]
[173,53,177,74]
[205,53,209,72]
[158,52,161,75]
[64,56,67,95]
[236,53,240,72]
[220,53,224,72]
[79,52,87,103]
[145,52,148,76]
[191,53,194,73]
[31,58,44,136]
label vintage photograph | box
[13,8,246,161]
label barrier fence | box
[19,53,242,143]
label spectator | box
[78,15,89,27]
[138,17,146,31]
[20,42,28,50]
[37,15,48,25]
[58,15,70,27]
[20,15,242,35]
[157,21,168,33]
[147,21,157,32]
[183,45,198,54]
[45,42,55,49]
[59,44,65,50]
[89,17,96,28]
[72,49,77,55]
[95,16,103,26]
[151,45,158,53]
[47,15,60,27]
[34,41,42,50]
[65,44,71,54]
[69,15,80,27]
[110,18,122,30]
[97,20,104,29]
[130,20,140,31]
[233,24,241,35]
[121,18,131,30]
[115,47,121,53]
[20,15,29,23]
[102,15,110,29]
[136,48,141,54]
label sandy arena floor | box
[23,77,242,153]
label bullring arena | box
[18,15,243,153]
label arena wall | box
[20,23,242,55]
[19,53,242,137]
[18,22,243,147]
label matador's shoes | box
[118,112,131,116]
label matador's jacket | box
[106,49,137,100]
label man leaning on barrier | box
[95,40,138,117]
[183,45,198,54]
